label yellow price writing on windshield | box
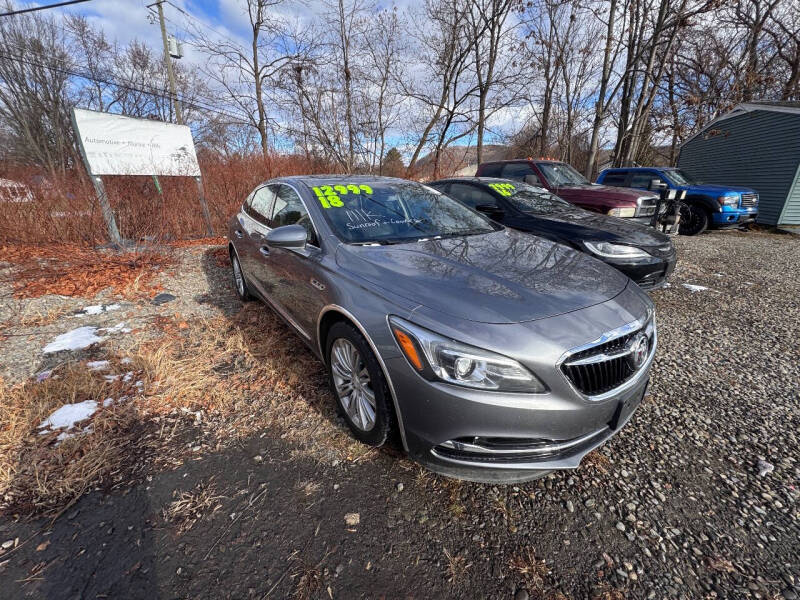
[312,183,373,209]
[489,183,515,197]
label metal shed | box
[678,102,800,228]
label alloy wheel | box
[330,338,376,431]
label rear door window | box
[500,162,536,181]
[601,171,628,186]
[448,183,500,209]
[629,172,662,189]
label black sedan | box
[429,177,676,290]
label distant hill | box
[414,144,512,180]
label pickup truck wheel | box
[678,203,709,236]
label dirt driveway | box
[0,230,798,600]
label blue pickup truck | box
[596,167,758,236]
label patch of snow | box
[38,400,97,430]
[56,425,93,443]
[103,397,114,407]
[104,374,120,382]
[121,357,133,365]
[43,327,102,354]
[122,371,133,383]
[36,370,52,382]
[86,360,110,371]
[682,283,710,293]
[78,304,120,316]
[103,322,131,334]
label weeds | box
[162,479,223,534]
[443,548,472,584]
[509,548,549,590]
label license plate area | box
[608,384,647,431]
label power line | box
[0,0,93,18]
[0,50,250,124]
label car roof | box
[273,174,411,185]
[430,176,515,185]
[602,166,675,172]
[481,158,561,165]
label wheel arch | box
[684,194,718,213]
[316,305,409,451]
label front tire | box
[326,322,393,446]
[230,249,253,301]
[678,203,709,236]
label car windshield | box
[308,180,498,244]
[498,182,574,214]
[535,162,589,186]
[662,169,697,186]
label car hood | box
[555,184,654,204]
[335,229,629,324]
[519,209,671,247]
[676,183,757,196]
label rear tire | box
[678,203,709,236]
[230,249,253,301]
[326,322,394,447]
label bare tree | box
[0,5,75,174]
[403,0,479,174]
[191,0,306,155]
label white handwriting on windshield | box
[345,217,425,230]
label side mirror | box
[648,179,667,191]
[475,204,505,219]
[265,224,307,249]
[523,174,541,186]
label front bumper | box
[713,207,758,227]
[602,252,677,291]
[383,293,655,483]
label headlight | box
[718,194,739,206]
[388,316,546,393]
[583,241,649,258]
[608,207,636,218]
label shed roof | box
[683,101,800,146]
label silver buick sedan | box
[228,176,656,483]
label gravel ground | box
[0,229,799,600]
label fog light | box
[454,357,475,379]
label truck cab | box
[476,159,664,226]
[597,167,758,236]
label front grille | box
[740,193,758,208]
[561,323,653,396]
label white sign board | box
[72,108,201,177]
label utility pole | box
[152,1,182,124]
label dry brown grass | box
[0,300,361,518]
[509,548,549,590]
[162,479,224,534]
[443,548,472,584]
[0,361,146,516]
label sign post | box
[71,108,213,245]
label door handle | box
[234,230,243,238]
[259,246,270,257]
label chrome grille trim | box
[557,314,657,402]
[740,193,758,208]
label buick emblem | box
[628,334,649,369]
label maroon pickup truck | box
[476,159,663,225]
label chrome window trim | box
[239,181,322,250]
[556,313,657,403]
[316,305,409,451]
